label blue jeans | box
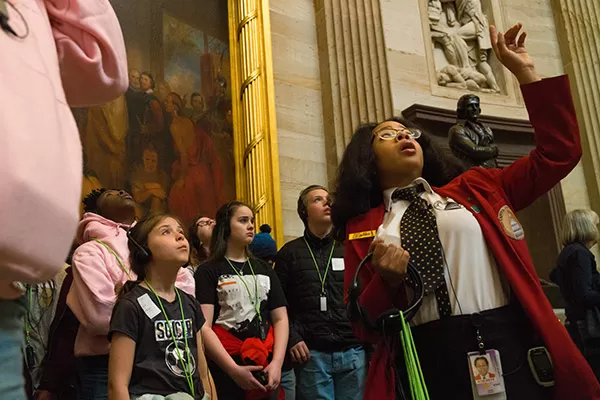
[281,369,296,399]
[77,355,109,400]
[0,299,26,400]
[296,347,366,400]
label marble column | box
[315,0,393,182]
[553,0,600,212]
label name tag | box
[468,350,506,398]
[348,230,376,240]
[332,258,345,271]
[137,293,161,319]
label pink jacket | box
[0,0,127,284]
[67,213,196,357]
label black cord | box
[0,0,29,39]
[438,240,464,316]
[431,205,528,378]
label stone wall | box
[270,0,328,242]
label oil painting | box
[76,0,234,225]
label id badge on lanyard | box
[320,293,327,312]
[304,238,336,314]
[467,314,506,398]
[467,350,506,399]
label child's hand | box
[263,361,282,392]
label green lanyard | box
[399,311,430,400]
[225,258,262,322]
[94,239,132,280]
[145,281,195,396]
[25,286,32,342]
[303,238,336,295]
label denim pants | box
[0,299,26,400]
[280,369,296,399]
[77,355,109,400]
[296,347,366,400]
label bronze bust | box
[449,94,498,168]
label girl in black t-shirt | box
[195,202,289,400]
[108,214,216,400]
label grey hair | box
[560,209,599,247]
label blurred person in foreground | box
[0,0,128,398]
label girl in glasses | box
[189,216,216,273]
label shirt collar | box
[382,177,433,211]
[304,228,333,248]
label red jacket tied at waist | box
[212,324,284,400]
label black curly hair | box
[331,117,466,241]
[82,188,108,215]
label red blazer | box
[344,76,600,400]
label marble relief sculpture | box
[428,0,501,93]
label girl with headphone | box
[195,202,289,399]
[108,214,216,400]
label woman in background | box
[551,209,600,379]
[188,216,216,272]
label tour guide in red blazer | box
[333,25,600,400]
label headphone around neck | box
[127,229,152,266]
[347,253,425,334]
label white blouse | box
[377,178,509,326]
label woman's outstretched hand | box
[490,23,541,85]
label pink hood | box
[0,0,127,284]
[67,213,195,356]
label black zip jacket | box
[275,230,360,352]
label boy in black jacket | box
[275,185,366,400]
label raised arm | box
[44,0,128,106]
[488,24,581,211]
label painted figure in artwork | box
[130,145,169,215]
[165,92,225,225]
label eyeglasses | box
[196,219,215,227]
[372,127,422,141]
